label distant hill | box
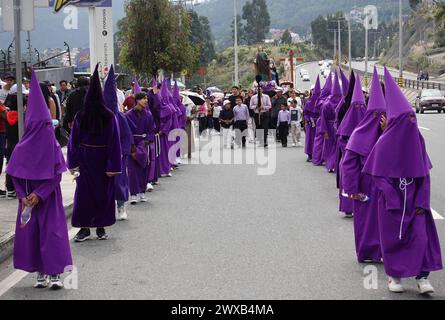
[194,0,408,50]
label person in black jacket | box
[63,77,90,133]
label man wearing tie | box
[249,87,271,148]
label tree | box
[242,0,271,45]
[409,0,421,10]
[190,11,216,67]
[281,29,292,44]
[117,0,198,77]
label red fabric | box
[6,111,18,126]
[0,103,6,133]
[123,96,136,112]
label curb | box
[0,202,74,264]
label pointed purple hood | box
[331,71,342,97]
[362,67,432,178]
[347,67,386,157]
[340,69,349,97]
[6,69,66,180]
[337,73,366,137]
[304,76,321,114]
[134,78,142,95]
[320,72,332,100]
[104,65,118,114]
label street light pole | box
[398,0,403,87]
[334,30,337,64]
[348,17,352,73]
[13,0,24,139]
[234,0,239,86]
[365,21,369,87]
[338,20,341,67]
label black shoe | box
[306,157,312,163]
[0,189,6,198]
[74,228,91,242]
[6,190,16,200]
[96,228,108,240]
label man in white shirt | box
[288,98,303,147]
[249,87,271,147]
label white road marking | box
[419,126,431,131]
[0,226,79,297]
[432,208,444,220]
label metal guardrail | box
[346,67,444,92]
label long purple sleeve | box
[146,109,157,142]
[12,175,62,202]
[106,116,123,174]
[341,150,362,195]
[414,175,431,212]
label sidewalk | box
[0,149,76,263]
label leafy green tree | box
[117,0,198,77]
[242,0,271,45]
[190,11,216,67]
[281,29,292,44]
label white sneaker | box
[297,142,303,147]
[117,206,128,221]
[176,157,182,165]
[292,143,296,147]
[130,195,139,205]
[388,277,404,293]
[416,278,435,294]
[139,193,148,202]
[34,273,49,289]
[146,183,154,192]
[49,275,63,290]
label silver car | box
[415,89,445,114]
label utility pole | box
[234,0,239,86]
[334,31,337,64]
[348,17,352,72]
[338,20,341,66]
[399,0,403,87]
[14,0,24,139]
[27,31,32,66]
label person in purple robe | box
[173,80,187,163]
[334,71,355,189]
[340,68,350,98]
[104,65,134,221]
[158,80,174,177]
[166,80,181,168]
[319,71,342,172]
[6,70,72,289]
[312,72,332,166]
[303,76,321,162]
[126,92,156,204]
[68,64,122,242]
[147,78,161,190]
[342,67,385,263]
[362,67,442,294]
[336,73,367,218]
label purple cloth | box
[342,151,382,262]
[159,80,174,175]
[234,104,250,121]
[126,108,156,195]
[362,67,442,278]
[67,66,122,228]
[104,65,133,202]
[6,70,66,180]
[337,74,367,138]
[148,90,161,183]
[12,175,73,275]
[303,77,321,157]
[373,175,442,277]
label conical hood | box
[151,77,158,88]
[134,78,141,94]
[173,80,180,101]
[6,69,66,180]
[320,72,332,98]
[84,64,105,113]
[351,73,365,104]
[384,67,412,121]
[331,71,342,97]
[340,69,349,97]
[368,66,386,112]
[25,69,51,125]
[313,75,321,96]
[104,65,118,114]
[161,79,170,99]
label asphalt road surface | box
[0,119,444,299]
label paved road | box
[0,125,444,299]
